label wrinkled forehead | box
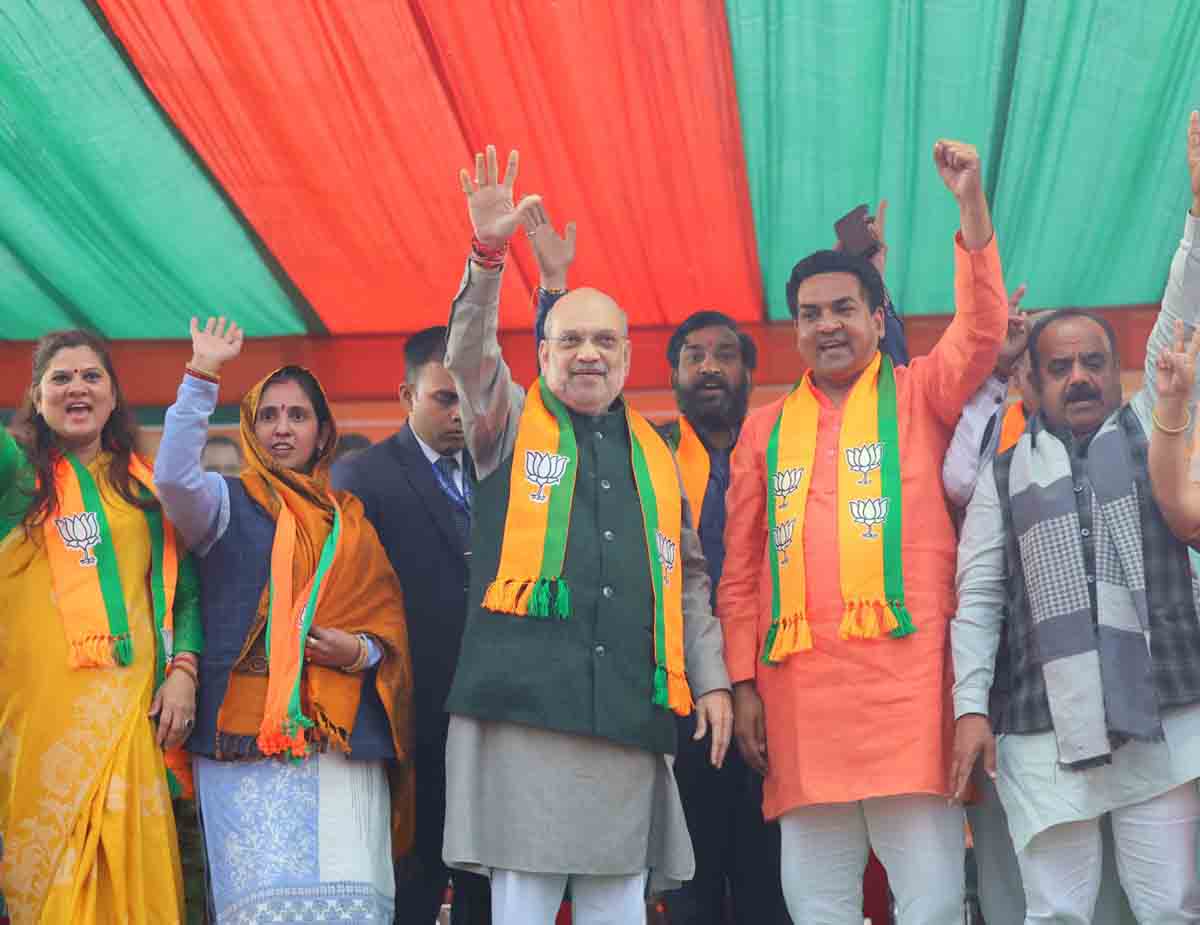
[1037,317,1114,361]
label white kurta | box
[953,212,1200,853]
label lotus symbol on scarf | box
[773,467,804,507]
[524,450,569,503]
[773,518,795,565]
[655,530,677,586]
[845,442,883,485]
[849,497,889,540]
[55,512,102,566]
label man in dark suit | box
[333,326,490,925]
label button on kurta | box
[594,644,606,656]
[602,585,614,598]
[603,530,615,541]
[600,479,611,491]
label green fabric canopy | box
[728,0,1200,319]
[0,1,304,339]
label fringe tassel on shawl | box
[838,601,889,641]
[652,666,695,716]
[313,707,352,755]
[484,577,572,620]
[257,713,314,761]
[888,600,917,638]
[762,613,813,664]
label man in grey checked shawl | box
[950,113,1200,922]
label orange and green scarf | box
[256,495,343,758]
[674,417,710,521]
[44,452,179,670]
[762,353,914,664]
[482,378,693,715]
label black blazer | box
[332,423,472,748]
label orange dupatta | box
[213,367,414,851]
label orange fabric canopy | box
[97,0,763,335]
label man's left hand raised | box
[693,689,734,769]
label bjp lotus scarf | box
[762,353,914,663]
[482,378,692,715]
[43,452,178,669]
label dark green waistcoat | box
[445,403,677,755]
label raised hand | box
[459,145,541,250]
[994,283,1030,378]
[189,316,243,376]
[1188,111,1200,215]
[934,140,982,201]
[524,200,577,290]
[934,139,992,250]
[1155,318,1200,404]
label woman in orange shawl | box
[154,317,413,924]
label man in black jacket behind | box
[333,326,490,925]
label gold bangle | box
[1152,406,1192,435]
[342,635,370,673]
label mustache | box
[689,374,730,393]
[1064,383,1102,404]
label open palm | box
[459,145,540,249]
[525,200,577,289]
[189,316,243,375]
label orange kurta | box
[718,233,1007,820]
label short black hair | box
[666,311,758,371]
[333,432,372,459]
[203,434,239,452]
[405,326,448,384]
[1027,309,1120,389]
[785,250,885,320]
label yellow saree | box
[0,455,184,924]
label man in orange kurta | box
[718,140,1007,925]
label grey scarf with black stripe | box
[1008,412,1162,768]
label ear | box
[399,381,415,411]
[538,339,551,374]
[318,421,333,451]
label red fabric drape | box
[96,1,763,335]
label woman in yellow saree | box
[0,330,202,924]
